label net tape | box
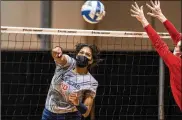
[1,26,170,38]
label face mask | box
[76,55,90,68]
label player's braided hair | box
[75,43,101,69]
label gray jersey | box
[45,55,98,114]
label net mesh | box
[1,26,182,120]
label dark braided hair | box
[75,43,100,69]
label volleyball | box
[81,1,105,24]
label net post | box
[158,58,165,120]
[39,1,52,50]
[151,15,165,120]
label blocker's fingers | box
[134,2,140,9]
[130,9,139,15]
[150,0,155,7]
[154,0,158,5]
[146,3,154,11]
[147,12,157,17]
[131,4,139,12]
[131,14,138,18]
[158,0,160,7]
[140,6,144,12]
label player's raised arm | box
[130,2,149,28]
[130,2,173,63]
[146,0,181,45]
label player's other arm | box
[130,2,174,65]
[82,95,94,118]
[144,24,171,60]
[69,80,98,118]
[68,92,95,118]
[163,20,181,45]
[146,0,181,45]
[144,24,178,66]
[82,81,98,118]
[51,46,67,66]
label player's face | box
[77,47,93,64]
[173,41,181,57]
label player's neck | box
[74,67,88,75]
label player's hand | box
[68,93,79,106]
[130,2,149,27]
[146,0,167,22]
[130,2,146,22]
[52,46,62,58]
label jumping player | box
[130,1,182,111]
[42,43,100,120]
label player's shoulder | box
[65,54,76,63]
[88,73,98,85]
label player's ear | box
[173,47,177,55]
[88,58,93,65]
[178,40,182,51]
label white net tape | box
[1,26,171,38]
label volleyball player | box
[42,43,100,120]
[130,1,182,111]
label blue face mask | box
[76,55,90,68]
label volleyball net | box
[1,26,181,120]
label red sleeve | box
[163,20,181,45]
[144,24,177,66]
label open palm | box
[146,0,163,18]
[130,2,146,22]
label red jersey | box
[144,20,182,111]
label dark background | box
[1,50,182,120]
